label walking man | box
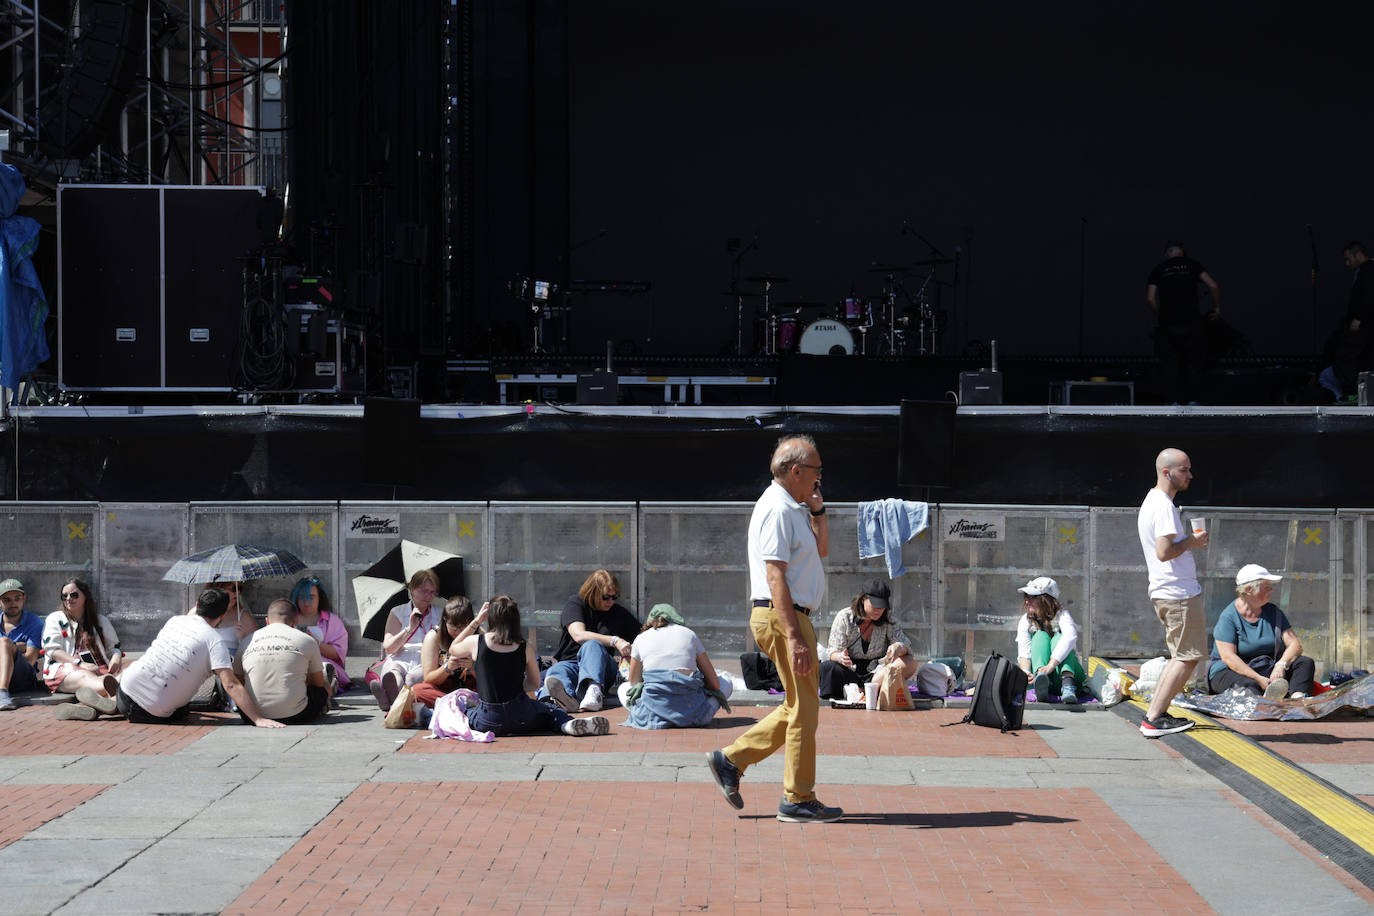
[707,434,841,822]
[1136,447,1209,737]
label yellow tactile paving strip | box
[1089,656,1374,858]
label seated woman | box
[291,575,351,691]
[450,596,609,737]
[539,569,639,713]
[616,604,732,728]
[1208,564,1316,699]
[43,578,124,710]
[370,568,443,712]
[818,578,917,700]
[412,596,483,708]
[1015,576,1086,704]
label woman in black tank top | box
[449,597,610,738]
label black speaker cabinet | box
[59,185,267,390]
[897,399,956,489]
[363,398,422,486]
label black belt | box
[752,598,810,616]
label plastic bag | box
[1098,667,1130,707]
[1131,656,1168,696]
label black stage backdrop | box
[565,1,1374,360]
[7,411,1372,508]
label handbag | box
[383,684,417,728]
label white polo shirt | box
[748,480,824,611]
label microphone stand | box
[729,236,759,355]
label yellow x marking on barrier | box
[307,520,326,538]
[1058,524,1078,545]
[1303,526,1323,546]
[458,520,476,537]
[67,522,88,540]
[607,521,625,539]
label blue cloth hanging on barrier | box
[0,163,48,399]
[857,498,929,579]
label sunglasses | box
[602,593,619,602]
[61,591,82,601]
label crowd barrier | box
[0,500,1364,677]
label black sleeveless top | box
[476,635,527,703]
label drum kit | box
[729,259,949,357]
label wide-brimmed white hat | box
[1017,576,1060,599]
[1235,564,1282,586]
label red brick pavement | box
[225,783,1210,915]
[0,704,230,756]
[1223,717,1374,765]
[401,706,1058,758]
[0,784,110,850]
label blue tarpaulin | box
[0,163,47,399]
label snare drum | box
[798,319,854,355]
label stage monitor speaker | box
[959,371,1003,405]
[363,398,421,486]
[577,370,618,405]
[898,399,956,489]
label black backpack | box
[955,652,1028,732]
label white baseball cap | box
[1017,576,1060,599]
[1235,564,1282,586]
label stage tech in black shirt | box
[552,595,640,661]
[1147,256,1208,327]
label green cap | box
[0,578,25,596]
[646,603,684,626]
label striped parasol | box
[163,543,307,584]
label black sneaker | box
[777,798,843,823]
[1139,713,1194,737]
[706,750,744,809]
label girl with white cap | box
[1208,564,1315,699]
[1015,576,1086,704]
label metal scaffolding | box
[0,0,286,196]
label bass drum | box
[798,319,854,355]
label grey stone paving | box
[2,695,1371,913]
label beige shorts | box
[1152,595,1206,661]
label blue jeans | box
[467,692,569,735]
[538,641,619,702]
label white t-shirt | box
[1137,487,1199,600]
[748,480,824,611]
[631,623,705,674]
[1015,609,1079,664]
[237,623,323,719]
[121,614,233,718]
[389,602,441,667]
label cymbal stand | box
[760,278,778,355]
[728,236,759,355]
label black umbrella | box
[353,540,465,641]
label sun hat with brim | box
[1017,576,1060,599]
[1235,564,1282,586]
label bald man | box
[1135,448,1209,737]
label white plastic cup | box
[1191,517,1206,535]
[864,680,880,710]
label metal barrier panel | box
[340,502,488,637]
[489,502,637,642]
[638,503,751,649]
[937,505,1092,664]
[0,501,99,635]
[821,505,935,654]
[1338,512,1368,674]
[190,503,340,620]
[1198,511,1334,675]
[99,503,188,649]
